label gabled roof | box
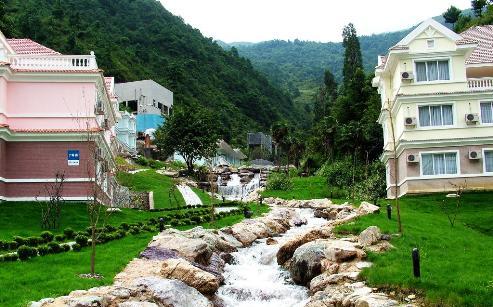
[396,18,463,46]
[460,25,493,65]
[6,38,61,55]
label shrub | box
[170,219,179,226]
[40,231,54,243]
[37,246,49,256]
[55,234,65,242]
[47,242,62,254]
[148,159,165,169]
[1,253,18,262]
[129,226,140,235]
[181,218,192,225]
[318,158,363,188]
[63,228,75,239]
[72,243,82,252]
[104,225,117,233]
[61,244,71,252]
[13,236,26,246]
[266,173,293,191]
[352,162,386,203]
[26,236,41,247]
[120,223,130,230]
[117,229,127,238]
[17,245,36,260]
[6,241,18,250]
[75,235,89,247]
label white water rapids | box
[217,209,327,307]
[218,173,261,201]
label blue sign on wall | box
[67,150,80,166]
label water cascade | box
[217,209,327,306]
[218,173,261,201]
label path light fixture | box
[159,218,164,232]
[412,248,421,278]
[387,204,392,220]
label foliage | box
[471,0,488,17]
[443,6,462,24]
[352,162,386,203]
[40,231,54,243]
[75,235,88,247]
[266,172,293,191]
[0,0,299,145]
[318,158,361,188]
[262,175,345,201]
[17,245,37,261]
[154,104,220,172]
[38,171,65,229]
[455,3,492,32]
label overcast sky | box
[160,0,471,43]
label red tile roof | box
[460,25,493,65]
[6,38,61,55]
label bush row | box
[0,228,76,252]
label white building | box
[116,112,137,155]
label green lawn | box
[0,201,270,306]
[336,192,493,307]
[261,176,344,200]
[117,170,186,208]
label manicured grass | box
[117,170,186,208]
[261,176,344,200]
[0,203,271,307]
[336,192,493,307]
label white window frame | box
[479,100,493,125]
[416,102,455,129]
[419,150,460,178]
[427,39,435,49]
[482,148,493,174]
[413,57,453,84]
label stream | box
[217,209,327,307]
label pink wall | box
[5,82,97,130]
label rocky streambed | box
[31,199,414,307]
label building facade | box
[0,33,119,203]
[115,80,173,133]
[115,111,137,155]
[373,19,493,198]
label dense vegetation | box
[0,0,301,144]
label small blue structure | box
[136,114,165,132]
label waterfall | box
[217,209,327,306]
[177,185,203,206]
[218,173,261,201]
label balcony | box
[8,52,98,71]
[468,78,493,91]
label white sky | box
[160,0,471,43]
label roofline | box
[397,18,462,46]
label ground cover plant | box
[335,192,493,307]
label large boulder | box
[324,240,360,262]
[309,271,360,293]
[118,302,159,307]
[184,227,238,253]
[227,223,259,246]
[358,202,380,215]
[277,227,333,265]
[149,233,213,265]
[160,258,220,294]
[134,277,213,307]
[114,259,164,286]
[358,226,381,247]
[305,286,351,307]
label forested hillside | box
[0,0,302,145]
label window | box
[421,152,458,176]
[484,151,493,172]
[416,60,450,82]
[418,104,453,127]
[480,102,493,124]
[427,39,435,48]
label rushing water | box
[218,173,261,201]
[217,209,327,307]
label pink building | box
[0,32,120,203]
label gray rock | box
[139,246,179,260]
[358,226,382,247]
[134,277,212,307]
[67,295,105,307]
[118,302,158,307]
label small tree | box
[38,171,65,229]
[440,180,467,227]
[154,104,219,173]
[443,6,462,25]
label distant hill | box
[0,0,303,145]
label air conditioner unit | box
[404,117,417,127]
[465,113,479,124]
[469,150,481,160]
[407,154,419,163]
[401,71,414,80]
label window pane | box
[427,61,438,81]
[444,153,457,174]
[416,62,427,82]
[419,106,431,126]
[442,105,453,125]
[485,151,493,172]
[430,105,442,126]
[434,154,445,174]
[481,102,493,124]
[438,61,450,80]
[422,154,434,175]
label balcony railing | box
[468,78,493,90]
[8,52,98,71]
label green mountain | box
[0,0,301,145]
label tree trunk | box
[90,226,96,275]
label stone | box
[358,226,382,247]
[380,234,392,241]
[266,238,278,245]
[277,227,333,265]
[358,202,380,215]
[118,302,159,307]
[293,216,307,226]
[356,261,373,269]
[114,259,164,286]
[309,271,360,293]
[217,231,243,248]
[139,246,179,260]
[288,240,327,285]
[184,227,238,253]
[354,293,399,307]
[324,240,359,262]
[305,286,351,307]
[228,223,258,246]
[192,252,225,284]
[365,241,394,253]
[66,295,105,307]
[134,277,213,307]
[29,298,54,307]
[149,233,213,265]
[160,258,220,294]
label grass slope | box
[261,176,344,200]
[336,192,493,307]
